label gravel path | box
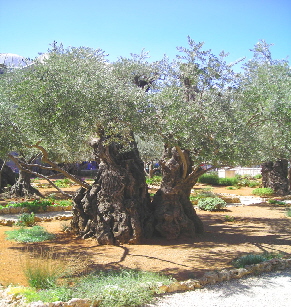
[145,269,291,307]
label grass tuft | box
[5,226,55,243]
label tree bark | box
[152,146,205,240]
[261,160,290,196]
[71,136,154,245]
[9,168,43,198]
[0,159,16,193]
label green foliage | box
[197,197,226,211]
[25,265,61,289]
[146,175,162,186]
[5,226,55,243]
[232,252,283,268]
[198,173,219,185]
[16,213,35,227]
[218,177,239,186]
[268,199,287,206]
[23,269,174,305]
[198,173,239,186]
[53,178,74,188]
[286,208,291,217]
[225,215,235,222]
[12,200,51,213]
[252,187,274,197]
[1,199,72,212]
[23,287,72,303]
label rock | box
[199,271,220,285]
[63,298,92,307]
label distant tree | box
[240,40,291,195]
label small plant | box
[24,250,66,289]
[226,186,237,190]
[268,199,287,206]
[146,175,162,186]
[254,174,262,179]
[232,252,283,268]
[17,213,36,227]
[60,222,72,233]
[286,208,291,217]
[225,215,235,222]
[197,197,226,211]
[53,178,73,188]
[5,226,55,243]
[252,187,274,197]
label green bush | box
[268,199,287,206]
[252,187,274,197]
[197,197,226,211]
[232,252,283,268]
[198,173,219,185]
[146,175,162,186]
[5,226,55,243]
[1,199,73,212]
[17,213,36,227]
[232,254,267,268]
[286,208,291,217]
[218,177,239,186]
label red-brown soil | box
[0,184,290,287]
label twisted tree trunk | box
[262,160,290,196]
[71,136,154,245]
[152,146,205,240]
[9,168,42,198]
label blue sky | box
[1,0,290,67]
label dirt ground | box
[0,184,291,287]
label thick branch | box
[26,143,91,189]
[8,154,73,197]
[175,146,188,179]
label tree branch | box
[26,143,91,189]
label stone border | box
[0,206,72,215]
[2,258,290,307]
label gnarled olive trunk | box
[9,169,42,198]
[262,160,290,196]
[0,159,15,193]
[152,146,204,239]
[71,137,154,245]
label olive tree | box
[240,40,291,195]
[145,37,256,239]
[4,45,155,244]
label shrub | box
[268,199,287,206]
[5,226,55,243]
[286,208,291,217]
[146,175,162,186]
[232,254,267,268]
[232,252,283,268]
[218,177,239,186]
[248,180,260,188]
[8,200,51,213]
[17,213,36,227]
[252,187,274,197]
[198,173,219,185]
[197,197,226,211]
